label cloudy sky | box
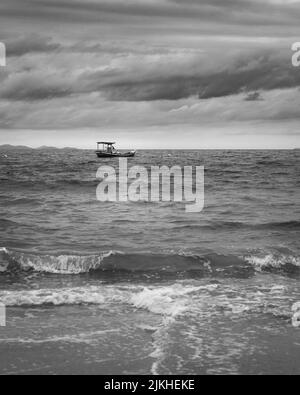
[0,0,299,148]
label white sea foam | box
[292,302,300,313]
[245,254,300,272]
[1,278,299,374]
[149,316,176,375]
[4,249,118,274]
[0,282,211,376]
[0,283,213,314]
[132,287,184,316]
[0,279,298,349]
[0,281,289,320]
[0,286,123,307]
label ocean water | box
[0,148,299,375]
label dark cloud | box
[0,0,300,36]
[3,34,169,59]
[102,79,199,101]
[6,34,61,57]
[198,55,300,99]
[2,47,299,102]
[0,73,72,101]
[244,92,263,101]
[75,50,300,101]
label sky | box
[0,0,300,149]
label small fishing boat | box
[96,142,136,158]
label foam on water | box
[1,248,118,274]
[245,254,300,272]
[1,247,300,277]
[0,283,207,313]
[0,274,298,324]
[292,302,300,328]
[150,316,175,375]
[130,284,213,316]
[0,285,132,307]
[1,275,299,374]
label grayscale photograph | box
[0,0,300,378]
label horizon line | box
[0,144,299,151]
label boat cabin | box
[95,142,136,158]
[97,142,117,154]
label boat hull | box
[96,151,136,158]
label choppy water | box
[0,149,299,375]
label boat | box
[96,142,136,158]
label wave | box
[0,218,28,229]
[0,248,117,274]
[292,302,300,328]
[0,282,298,342]
[256,160,285,166]
[0,198,41,206]
[173,220,300,231]
[0,283,207,312]
[0,179,99,188]
[1,247,299,277]
[245,254,300,272]
[265,221,300,230]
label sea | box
[0,148,299,375]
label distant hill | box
[36,146,84,151]
[36,146,58,151]
[0,144,33,151]
[0,144,86,151]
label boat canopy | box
[95,141,136,158]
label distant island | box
[0,144,33,151]
[0,144,85,151]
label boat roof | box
[97,141,116,145]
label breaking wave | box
[0,283,207,312]
[245,254,300,272]
[0,281,298,334]
[292,302,300,328]
[0,247,299,277]
[0,248,117,274]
